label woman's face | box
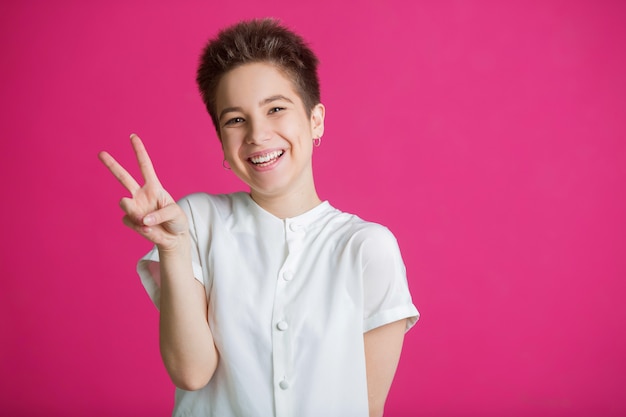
[215,62,324,200]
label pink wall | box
[1,1,625,416]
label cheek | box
[220,128,243,145]
[220,139,239,159]
[277,118,310,142]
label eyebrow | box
[218,95,294,121]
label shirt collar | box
[242,192,332,228]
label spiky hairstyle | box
[196,18,321,132]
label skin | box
[99,61,406,416]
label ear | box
[310,103,325,139]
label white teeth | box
[250,150,283,164]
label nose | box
[246,117,271,145]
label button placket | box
[270,219,307,416]
[271,275,291,416]
[286,220,306,253]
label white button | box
[276,321,289,331]
[289,222,303,232]
[282,270,294,281]
[279,379,290,390]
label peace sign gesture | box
[99,134,189,251]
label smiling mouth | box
[249,150,284,166]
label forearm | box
[365,319,407,417]
[158,237,218,391]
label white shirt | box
[138,192,419,417]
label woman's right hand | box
[101,135,218,388]
[98,134,189,252]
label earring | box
[223,159,231,170]
[313,136,322,147]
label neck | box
[250,187,322,219]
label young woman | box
[99,18,418,417]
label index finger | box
[98,149,141,195]
[130,134,162,186]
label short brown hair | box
[196,18,321,132]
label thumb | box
[142,203,188,234]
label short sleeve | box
[136,196,206,309]
[360,226,419,333]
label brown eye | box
[224,117,244,126]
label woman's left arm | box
[364,319,407,417]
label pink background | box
[1,1,625,416]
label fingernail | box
[130,133,136,139]
[143,215,154,226]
